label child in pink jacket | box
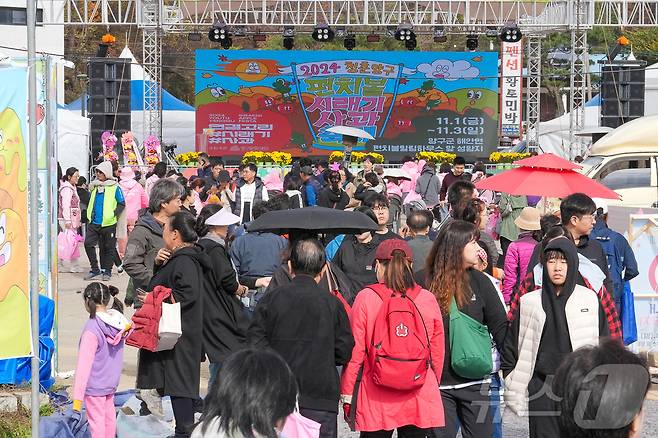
[73,283,131,438]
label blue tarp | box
[0,294,55,389]
[66,80,193,112]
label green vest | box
[87,185,119,227]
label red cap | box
[375,239,413,261]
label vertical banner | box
[500,41,523,138]
[195,50,499,159]
[0,67,32,359]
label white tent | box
[57,108,91,176]
[538,61,658,157]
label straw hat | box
[514,207,541,231]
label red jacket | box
[126,286,172,352]
[340,283,445,431]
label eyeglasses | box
[372,205,389,212]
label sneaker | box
[101,273,111,282]
[84,271,101,281]
[137,389,164,419]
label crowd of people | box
[60,153,648,438]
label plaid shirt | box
[507,270,622,340]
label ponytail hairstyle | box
[63,167,78,183]
[378,249,415,293]
[169,210,199,243]
[195,204,223,237]
[82,282,123,318]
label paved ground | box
[56,261,658,437]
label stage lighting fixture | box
[433,27,447,43]
[208,22,231,47]
[283,27,295,38]
[405,38,417,51]
[283,36,294,50]
[500,25,522,43]
[394,25,416,42]
[485,26,499,38]
[312,24,335,42]
[466,34,479,51]
[344,34,356,50]
[367,34,381,43]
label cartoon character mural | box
[0,83,31,358]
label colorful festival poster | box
[195,50,499,159]
[0,67,32,359]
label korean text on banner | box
[500,41,523,138]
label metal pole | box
[26,0,40,435]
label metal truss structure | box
[42,0,658,151]
[525,34,542,149]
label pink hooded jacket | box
[502,233,538,303]
[119,167,148,222]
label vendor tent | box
[538,61,658,157]
[57,107,91,176]
[66,46,195,153]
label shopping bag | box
[282,408,321,438]
[155,297,182,351]
[58,229,81,262]
[621,281,638,345]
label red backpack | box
[368,283,432,391]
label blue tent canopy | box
[66,80,193,112]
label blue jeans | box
[208,362,221,393]
[490,373,503,438]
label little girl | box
[73,282,132,438]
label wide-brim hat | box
[206,209,241,226]
[514,207,541,231]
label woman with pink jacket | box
[117,167,148,259]
[340,239,444,437]
[502,207,541,304]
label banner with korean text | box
[195,50,499,159]
[500,41,523,138]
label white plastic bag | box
[155,298,181,352]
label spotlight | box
[394,25,415,42]
[344,34,356,51]
[500,25,522,43]
[283,36,294,50]
[405,38,417,51]
[312,24,335,42]
[282,27,295,38]
[367,34,380,43]
[466,34,479,51]
[208,22,231,47]
[433,27,447,43]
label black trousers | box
[361,425,429,438]
[528,375,561,438]
[431,383,493,438]
[299,408,337,438]
[170,396,195,438]
[84,223,116,273]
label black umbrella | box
[246,206,379,235]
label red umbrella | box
[513,153,582,171]
[475,166,620,199]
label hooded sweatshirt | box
[119,171,148,223]
[416,165,441,207]
[73,309,131,401]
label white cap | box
[593,198,608,214]
[205,209,241,226]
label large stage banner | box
[0,68,32,359]
[195,50,499,159]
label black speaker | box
[87,58,131,162]
[600,61,646,129]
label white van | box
[581,116,658,208]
